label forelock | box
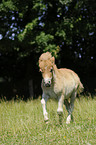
[39,52,55,71]
[39,60,52,70]
[39,52,52,61]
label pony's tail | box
[77,81,84,94]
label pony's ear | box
[51,56,55,64]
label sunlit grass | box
[0,96,96,145]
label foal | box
[39,52,84,124]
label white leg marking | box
[41,94,49,121]
[66,115,71,124]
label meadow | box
[0,96,96,145]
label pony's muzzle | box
[43,78,51,87]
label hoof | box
[45,120,49,124]
[44,116,49,123]
[57,109,63,115]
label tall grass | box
[0,96,96,145]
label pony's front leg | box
[57,95,64,115]
[41,93,49,122]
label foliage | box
[0,97,96,144]
[0,0,96,56]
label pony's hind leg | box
[64,99,71,124]
[64,91,76,124]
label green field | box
[0,96,96,145]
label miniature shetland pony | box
[39,52,84,124]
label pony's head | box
[39,52,55,87]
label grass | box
[0,96,96,145]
